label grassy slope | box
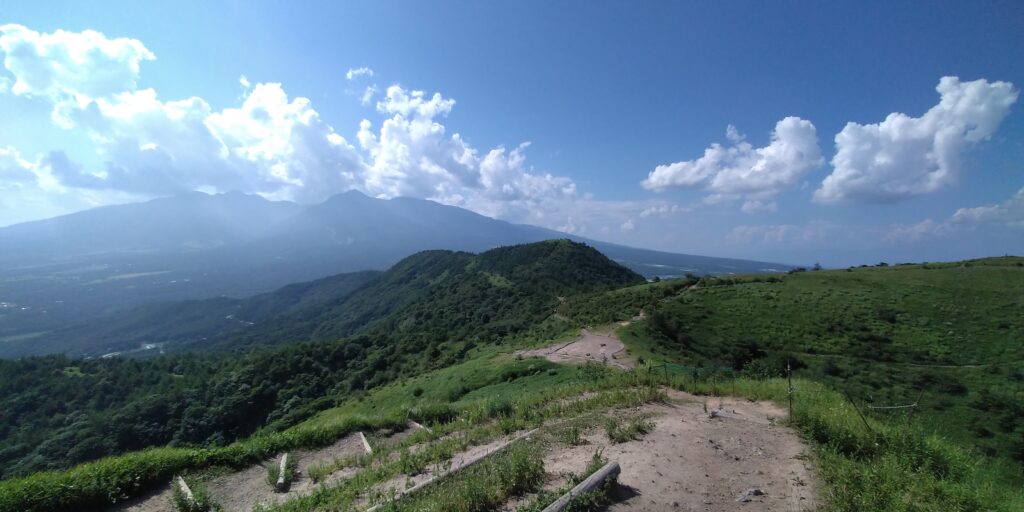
[4,339,1023,511]
[643,260,1023,460]
[2,256,1022,511]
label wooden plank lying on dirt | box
[364,428,538,512]
[175,476,195,503]
[410,420,433,434]
[275,452,289,492]
[540,461,620,512]
[359,431,373,454]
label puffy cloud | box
[1,25,366,201]
[345,67,374,80]
[620,219,635,232]
[642,117,823,211]
[0,24,154,124]
[359,85,577,216]
[1,26,584,227]
[815,77,1018,203]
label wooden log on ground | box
[359,431,373,454]
[175,475,195,504]
[365,428,538,512]
[540,461,620,512]
[275,452,289,492]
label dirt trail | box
[536,390,818,512]
[518,328,634,369]
[205,432,369,511]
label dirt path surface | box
[539,390,818,512]
[518,329,634,369]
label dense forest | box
[0,241,643,478]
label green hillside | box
[1,252,1022,512]
[562,257,1024,464]
[0,241,642,478]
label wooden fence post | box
[787,360,793,419]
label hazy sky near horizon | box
[1,1,1022,266]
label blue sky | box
[1,0,1022,266]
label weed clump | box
[603,416,654,443]
[169,477,219,512]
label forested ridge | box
[0,240,642,478]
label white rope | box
[865,403,917,410]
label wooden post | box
[843,390,874,433]
[540,461,620,512]
[176,476,195,504]
[906,388,926,425]
[359,431,373,454]
[787,360,793,419]
[275,452,289,492]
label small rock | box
[736,488,765,502]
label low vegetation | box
[602,416,655,444]
[0,240,641,479]
[169,476,219,512]
[1,250,1022,512]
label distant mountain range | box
[0,191,792,356]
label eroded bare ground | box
[522,390,818,512]
[518,328,634,369]
[112,391,818,512]
[111,431,381,512]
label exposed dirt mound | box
[518,328,634,369]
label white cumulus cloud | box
[642,117,823,211]
[0,25,584,229]
[0,24,155,124]
[815,77,1018,203]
